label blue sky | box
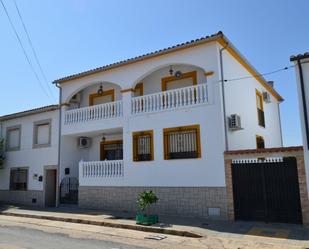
[0,0,308,146]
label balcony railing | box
[131,83,208,115]
[64,101,123,125]
[79,160,124,178]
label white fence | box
[79,160,124,178]
[131,83,208,114]
[64,101,123,125]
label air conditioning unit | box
[71,93,81,103]
[228,114,242,131]
[78,137,91,149]
[263,91,271,103]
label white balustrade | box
[64,101,123,125]
[131,83,208,115]
[80,160,124,178]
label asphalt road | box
[0,225,146,249]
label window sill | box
[33,143,51,149]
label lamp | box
[169,65,174,76]
[97,84,103,94]
[175,70,182,78]
[101,134,106,142]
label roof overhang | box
[290,52,309,62]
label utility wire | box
[0,0,54,102]
[223,65,295,83]
[13,0,56,100]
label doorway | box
[100,140,123,160]
[45,169,57,207]
[232,157,302,224]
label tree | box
[0,139,4,167]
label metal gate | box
[232,157,302,224]
[60,177,79,204]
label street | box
[0,215,307,249]
[0,225,145,249]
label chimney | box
[267,81,274,88]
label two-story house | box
[0,31,284,220]
[0,105,59,207]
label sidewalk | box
[0,204,309,247]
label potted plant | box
[136,190,159,225]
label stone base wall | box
[79,186,227,219]
[0,190,44,207]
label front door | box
[100,140,123,160]
[45,169,57,207]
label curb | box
[0,212,202,238]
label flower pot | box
[136,214,158,225]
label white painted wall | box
[0,110,59,191]
[292,57,309,198]
[60,42,220,103]
[141,65,207,95]
[221,45,283,150]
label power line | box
[13,0,56,100]
[223,65,295,83]
[0,0,54,102]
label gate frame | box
[224,146,309,225]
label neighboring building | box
[0,31,285,220]
[0,105,59,207]
[291,53,309,198]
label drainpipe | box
[55,83,62,207]
[296,59,309,150]
[219,43,229,151]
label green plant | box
[0,139,4,167]
[137,190,158,215]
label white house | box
[0,105,59,207]
[291,53,309,199]
[0,31,284,220]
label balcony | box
[79,160,124,185]
[131,83,208,115]
[64,100,123,125]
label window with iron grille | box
[10,168,28,191]
[164,125,201,160]
[133,130,153,161]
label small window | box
[6,125,21,151]
[256,135,265,149]
[33,120,51,148]
[10,168,28,191]
[164,125,201,160]
[256,90,265,127]
[133,130,154,161]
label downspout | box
[297,59,309,150]
[55,83,62,207]
[219,42,229,151]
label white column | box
[122,90,134,172]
